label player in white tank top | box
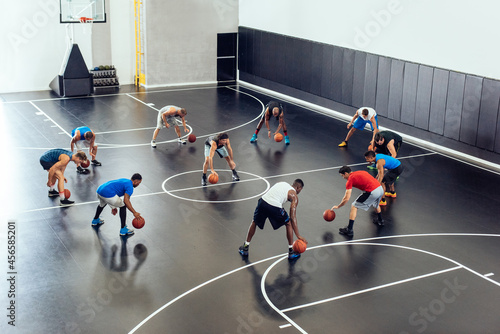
[262,182,293,208]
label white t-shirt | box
[262,182,293,208]
[356,107,377,121]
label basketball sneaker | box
[60,198,75,207]
[232,172,240,181]
[367,163,377,170]
[151,140,157,148]
[178,138,187,144]
[92,218,105,226]
[385,192,397,198]
[379,199,387,206]
[120,226,134,236]
[239,244,249,256]
[250,134,258,143]
[91,160,102,166]
[338,141,348,147]
[201,175,207,186]
[373,218,385,226]
[284,135,290,145]
[339,227,353,237]
[288,249,301,260]
[48,189,59,197]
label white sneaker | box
[151,140,157,148]
[178,138,187,144]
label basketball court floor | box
[1,84,499,333]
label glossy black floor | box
[1,84,500,334]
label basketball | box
[81,160,90,168]
[188,134,196,143]
[132,217,145,229]
[64,189,71,199]
[274,133,283,142]
[323,209,336,221]
[292,239,307,254]
[208,173,218,184]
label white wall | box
[239,0,500,80]
[0,0,135,93]
[144,0,238,87]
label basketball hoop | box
[79,17,94,24]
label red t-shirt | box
[346,171,380,192]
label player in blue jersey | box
[364,151,403,206]
[39,149,87,206]
[70,126,101,174]
[92,173,143,236]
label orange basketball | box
[208,173,218,184]
[132,217,145,229]
[188,134,196,143]
[64,189,71,199]
[274,133,283,142]
[81,160,90,168]
[323,209,336,221]
[292,239,307,254]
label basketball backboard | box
[60,0,106,23]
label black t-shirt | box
[266,101,283,120]
[375,131,402,152]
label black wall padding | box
[363,54,379,108]
[414,65,433,130]
[238,27,500,154]
[401,63,419,126]
[477,79,500,151]
[375,57,391,117]
[429,69,449,135]
[388,59,404,121]
[444,72,466,140]
[352,51,367,108]
[460,75,482,145]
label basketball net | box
[79,17,94,36]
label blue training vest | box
[376,154,401,169]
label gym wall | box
[238,27,500,154]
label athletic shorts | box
[353,115,379,131]
[253,198,290,230]
[204,145,228,158]
[353,186,384,211]
[75,140,91,151]
[383,164,403,185]
[97,194,125,209]
[40,158,55,171]
[157,113,182,129]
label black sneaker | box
[201,176,207,186]
[373,218,385,226]
[232,173,240,182]
[60,198,75,207]
[339,227,353,237]
[48,189,59,197]
[238,244,249,256]
[92,160,102,166]
[288,249,301,260]
[77,166,90,174]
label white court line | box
[128,233,500,334]
[279,324,292,329]
[485,273,495,277]
[30,101,72,137]
[23,151,436,213]
[280,266,462,313]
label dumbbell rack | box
[90,67,120,90]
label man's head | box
[292,179,304,194]
[179,108,187,116]
[74,151,87,164]
[131,173,142,188]
[364,150,376,163]
[374,132,385,146]
[215,133,229,145]
[339,166,352,180]
[84,132,94,141]
[272,107,280,117]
